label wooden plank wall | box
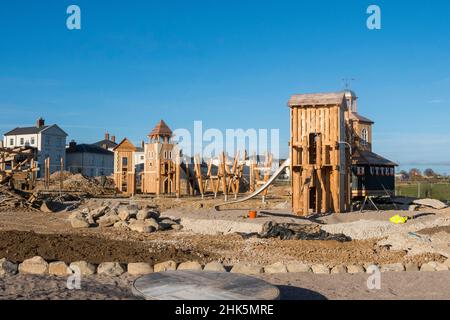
[290,104,349,216]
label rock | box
[286,263,311,273]
[171,224,183,231]
[144,218,160,230]
[86,215,96,226]
[69,211,84,220]
[331,265,347,274]
[159,218,177,230]
[127,263,153,275]
[69,261,96,275]
[137,209,159,220]
[136,209,150,220]
[311,264,330,274]
[420,261,438,272]
[381,263,405,272]
[408,205,419,211]
[49,261,71,276]
[154,260,177,272]
[0,258,18,276]
[231,263,264,275]
[118,209,131,221]
[159,218,176,225]
[436,263,449,271]
[98,215,120,227]
[444,258,450,268]
[70,216,91,229]
[405,263,419,272]
[90,206,109,219]
[203,261,226,272]
[347,265,365,274]
[177,261,203,271]
[126,204,139,214]
[18,256,49,275]
[129,221,156,233]
[97,262,125,276]
[264,262,288,274]
[412,198,447,210]
[114,221,129,229]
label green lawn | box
[396,183,450,201]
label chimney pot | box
[69,140,77,151]
[37,118,45,128]
[141,140,145,149]
[111,135,116,143]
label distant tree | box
[424,168,436,177]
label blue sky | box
[0,0,449,173]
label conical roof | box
[148,120,172,138]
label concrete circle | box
[132,270,280,300]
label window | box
[361,128,368,146]
[9,138,13,146]
[140,155,144,160]
[169,151,172,159]
[122,157,128,166]
[31,137,35,145]
[20,138,24,145]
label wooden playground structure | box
[113,90,395,216]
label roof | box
[350,113,374,124]
[113,138,137,152]
[288,92,346,107]
[4,124,68,137]
[93,139,118,150]
[148,120,172,137]
[67,144,113,155]
[4,126,49,136]
[352,149,398,166]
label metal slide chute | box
[214,158,291,211]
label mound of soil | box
[0,230,213,264]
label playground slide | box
[214,158,291,211]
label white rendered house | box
[3,118,68,175]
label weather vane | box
[342,78,356,89]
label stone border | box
[1,256,449,277]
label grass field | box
[396,183,450,201]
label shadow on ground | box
[277,285,327,300]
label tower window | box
[361,128,368,146]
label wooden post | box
[60,157,64,195]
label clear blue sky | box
[1,1,449,172]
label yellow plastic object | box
[390,214,408,224]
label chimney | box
[105,132,110,141]
[37,118,45,128]
[68,140,77,151]
[141,140,145,149]
[111,135,116,143]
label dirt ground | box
[0,209,444,267]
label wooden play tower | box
[288,92,351,216]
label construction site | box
[1,90,449,300]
